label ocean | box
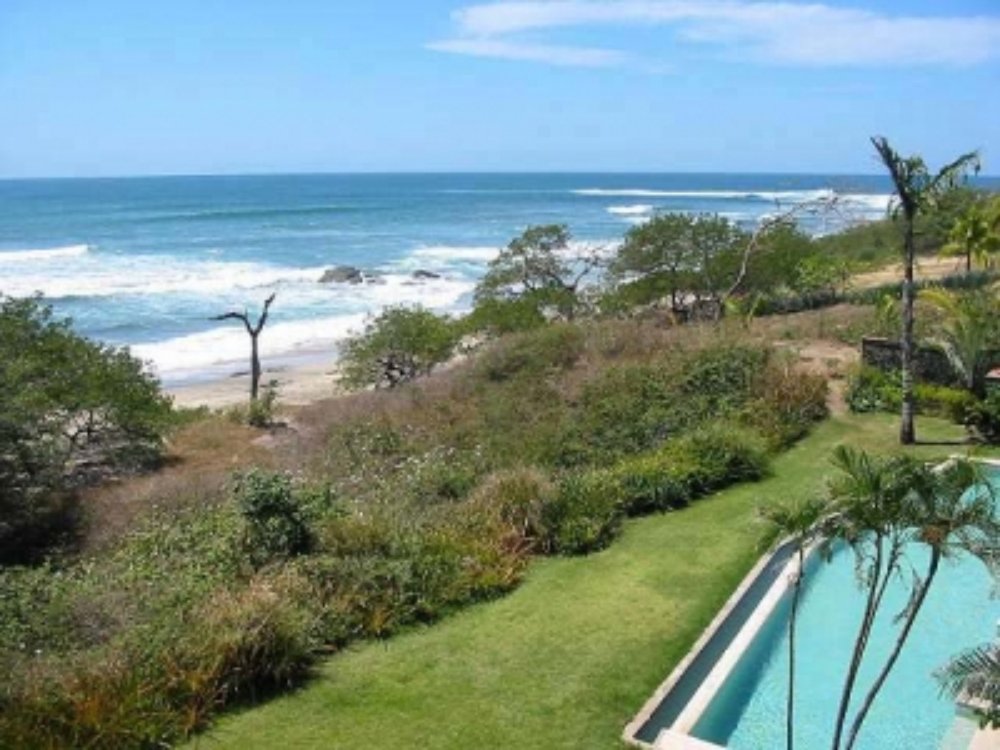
[0,172,910,385]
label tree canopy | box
[0,295,172,562]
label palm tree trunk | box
[900,217,917,445]
[832,538,888,750]
[843,549,941,750]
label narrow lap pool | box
[632,467,1000,750]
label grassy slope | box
[192,414,997,750]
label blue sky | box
[1,0,998,177]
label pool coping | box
[622,539,804,748]
[624,457,1000,750]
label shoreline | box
[167,350,342,409]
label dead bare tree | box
[212,293,276,402]
[718,193,845,317]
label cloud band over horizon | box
[427,0,1000,70]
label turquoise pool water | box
[692,469,1000,750]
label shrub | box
[968,392,1000,444]
[543,470,624,555]
[847,366,976,423]
[612,424,770,516]
[475,323,585,382]
[233,470,313,568]
[339,306,459,389]
[847,366,902,414]
[462,296,547,335]
[746,364,829,447]
[0,295,173,563]
[914,383,978,423]
[467,467,555,551]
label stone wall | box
[860,337,959,386]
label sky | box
[1,0,998,178]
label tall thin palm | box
[871,136,980,445]
[826,446,913,750]
[760,497,830,750]
[840,458,999,750]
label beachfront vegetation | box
[0,295,172,564]
[0,313,830,748]
[940,194,1000,272]
[473,224,604,322]
[870,136,981,444]
[338,305,460,389]
[1,138,997,748]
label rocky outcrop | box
[412,269,441,280]
[319,266,364,284]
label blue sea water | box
[0,172,931,384]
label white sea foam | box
[607,204,654,216]
[409,245,500,263]
[129,272,476,379]
[0,254,332,299]
[132,313,368,380]
[0,244,90,262]
[575,188,842,202]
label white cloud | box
[428,1,1000,68]
[426,38,626,67]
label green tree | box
[475,225,603,320]
[824,448,998,750]
[339,305,458,389]
[920,287,1000,397]
[608,213,748,316]
[0,295,172,562]
[871,136,981,444]
[759,497,830,750]
[941,198,1000,272]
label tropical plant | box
[759,497,830,750]
[824,447,999,750]
[941,198,1000,272]
[870,136,981,444]
[937,641,1000,729]
[920,287,1000,397]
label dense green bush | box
[339,305,459,389]
[968,392,1000,444]
[543,470,624,555]
[846,366,975,422]
[233,470,315,568]
[0,296,173,563]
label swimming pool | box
[630,465,1000,749]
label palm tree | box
[937,642,1000,729]
[832,455,999,750]
[870,137,980,444]
[760,497,830,750]
[825,446,913,750]
[942,202,1000,272]
[920,287,1000,397]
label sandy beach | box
[168,353,342,409]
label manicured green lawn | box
[190,415,995,749]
